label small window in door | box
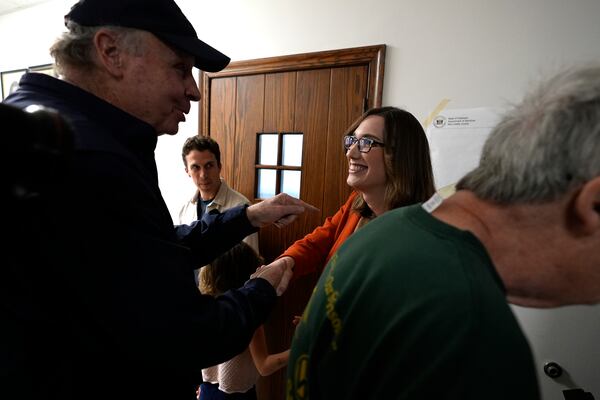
[256,132,303,199]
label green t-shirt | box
[287,204,539,400]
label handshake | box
[244,192,316,296]
[251,255,296,296]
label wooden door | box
[200,45,385,399]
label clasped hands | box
[251,256,295,296]
[245,193,316,296]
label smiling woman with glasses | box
[260,105,435,290]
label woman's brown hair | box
[347,106,435,217]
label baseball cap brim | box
[155,32,230,72]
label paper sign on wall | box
[426,107,505,189]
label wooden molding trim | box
[199,44,386,134]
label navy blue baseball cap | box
[65,0,230,72]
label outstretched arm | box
[174,193,318,267]
[249,325,290,376]
[246,193,319,228]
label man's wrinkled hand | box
[250,256,294,296]
[246,193,319,229]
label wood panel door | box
[200,45,385,400]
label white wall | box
[2,1,600,398]
[3,0,600,221]
[176,0,593,223]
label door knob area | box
[544,361,563,378]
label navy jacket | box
[2,73,276,400]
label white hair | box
[457,63,600,203]
[50,22,146,75]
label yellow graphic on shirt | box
[323,254,342,350]
[289,255,343,399]
[288,354,309,400]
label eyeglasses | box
[343,135,385,153]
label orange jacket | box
[282,192,360,278]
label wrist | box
[277,255,295,268]
[245,203,258,227]
[282,256,295,272]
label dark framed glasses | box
[343,135,385,153]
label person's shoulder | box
[178,190,199,219]
[334,204,431,269]
[185,190,200,204]
[364,203,421,230]
[221,180,251,205]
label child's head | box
[200,241,264,296]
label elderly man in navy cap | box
[2,1,316,399]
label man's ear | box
[93,29,124,78]
[573,176,600,235]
